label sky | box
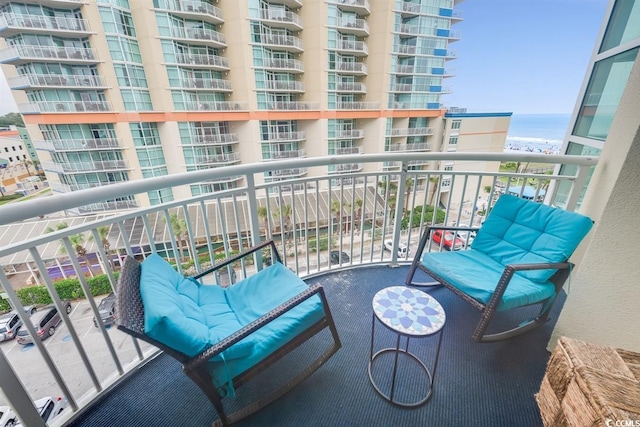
[0,0,610,116]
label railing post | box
[390,164,409,266]
[564,163,591,211]
[246,174,262,248]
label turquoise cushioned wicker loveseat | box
[405,194,593,342]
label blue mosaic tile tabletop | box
[372,286,445,336]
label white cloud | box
[0,68,19,115]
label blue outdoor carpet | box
[69,264,561,427]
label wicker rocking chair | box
[116,240,341,426]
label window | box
[449,136,458,145]
[451,120,461,129]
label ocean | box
[505,113,571,154]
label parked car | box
[16,302,71,345]
[93,293,116,328]
[453,223,477,246]
[14,396,67,426]
[0,405,17,427]
[383,240,410,257]
[330,251,350,264]
[0,305,36,342]
[431,229,466,251]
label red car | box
[431,229,466,251]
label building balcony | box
[335,82,366,93]
[331,162,363,173]
[41,159,130,173]
[261,58,304,73]
[175,78,232,91]
[330,129,365,139]
[0,0,83,7]
[183,133,239,146]
[192,152,241,166]
[333,146,362,155]
[170,26,226,48]
[7,73,106,90]
[387,142,431,152]
[264,80,305,92]
[0,13,91,37]
[256,34,304,53]
[267,0,302,8]
[0,44,99,65]
[388,127,433,137]
[261,131,306,142]
[335,18,369,36]
[328,0,371,15]
[0,152,604,427]
[18,100,112,114]
[335,101,379,110]
[174,52,229,70]
[184,101,249,112]
[267,101,319,111]
[334,40,368,56]
[333,61,367,75]
[259,9,303,31]
[49,181,122,193]
[156,0,224,25]
[394,45,416,56]
[33,138,120,152]
[264,149,307,160]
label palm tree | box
[169,213,189,263]
[280,204,292,243]
[91,226,114,270]
[22,160,33,176]
[257,206,269,239]
[331,199,341,235]
[404,177,414,217]
[46,222,97,277]
[354,198,363,232]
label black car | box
[330,251,350,264]
[93,293,116,328]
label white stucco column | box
[550,58,640,352]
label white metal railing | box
[336,40,368,55]
[6,73,105,89]
[262,58,304,72]
[335,101,379,110]
[260,9,303,28]
[267,101,319,110]
[177,78,232,91]
[33,138,120,152]
[174,53,229,69]
[0,153,598,426]
[170,26,226,46]
[184,133,239,145]
[330,129,364,139]
[185,101,248,111]
[265,80,305,91]
[18,100,112,114]
[389,127,433,137]
[336,82,366,92]
[41,159,129,173]
[334,61,367,74]
[0,13,89,32]
[259,34,304,50]
[262,131,306,142]
[0,44,97,63]
[157,0,224,21]
[336,18,369,34]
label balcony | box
[330,129,365,139]
[0,45,98,65]
[261,131,306,142]
[262,57,304,73]
[175,78,232,91]
[185,101,249,111]
[33,138,120,152]
[334,40,368,56]
[264,80,305,92]
[41,159,130,173]
[333,61,367,75]
[328,0,371,15]
[264,149,307,160]
[388,127,433,137]
[335,101,379,110]
[333,146,362,155]
[0,13,90,37]
[387,142,431,152]
[18,100,112,114]
[174,52,229,70]
[182,133,239,146]
[156,0,224,25]
[0,0,83,6]
[259,9,303,31]
[256,34,304,53]
[267,101,319,111]
[170,26,226,48]
[0,152,607,426]
[335,18,369,37]
[192,152,241,166]
[335,82,366,93]
[7,73,106,89]
[268,0,302,8]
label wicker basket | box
[535,337,640,427]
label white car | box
[0,406,17,427]
[452,223,477,246]
[383,240,410,257]
[14,396,67,426]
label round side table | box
[368,286,446,407]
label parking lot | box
[0,296,155,409]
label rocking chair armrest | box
[484,261,571,313]
[191,240,281,280]
[184,284,325,373]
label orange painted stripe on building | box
[0,130,20,136]
[21,108,448,125]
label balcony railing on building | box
[174,52,229,70]
[193,152,241,166]
[0,13,90,37]
[41,159,130,174]
[7,73,106,90]
[158,0,224,24]
[264,80,305,92]
[388,142,431,152]
[257,34,304,52]
[18,100,112,114]
[184,133,239,146]
[328,0,370,15]
[334,61,367,75]
[176,78,232,91]
[267,101,319,111]
[388,127,433,137]
[335,82,366,93]
[394,45,416,56]
[334,147,362,155]
[0,44,98,64]
[0,153,597,426]
[33,138,120,152]
[335,101,379,110]
[262,58,304,73]
[335,18,369,36]
[170,26,226,48]
[186,101,248,111]
[259,9,303,31]
[335,40,368,56]
[265,149,307,160]
[262,131,306,142]
[330,129,365,139]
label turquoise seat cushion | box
[139,254,253,360]
[207,262,324,395]
[421,250,556,311]
[471,194,593,283]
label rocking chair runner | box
[116,240,341,426]
[406,194,593,343]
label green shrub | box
[307,236,329,252]
[401,205,446,230]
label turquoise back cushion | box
[471,194,593,283]
[139,254,253,359]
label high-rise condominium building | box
[0,0,508,213]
